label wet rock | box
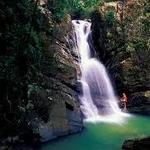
[122,137,150,150]
[127,92,150,115]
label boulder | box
[127,91,150,115]
[122,137,150,150]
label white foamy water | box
[72,20,129,123]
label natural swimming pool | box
[41,115,150,150]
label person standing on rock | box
[120,93,128,111]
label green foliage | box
[121,0,150,92]
[0,0,47,137]
[104,0,115,2]
[105,11,116,27]
[124,0,150,64]
[48,0,103,21]
[48,0,68,22]
[81,0,104,17]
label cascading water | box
[72,20,128,123]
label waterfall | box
[72,20,128,123]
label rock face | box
[27,2,83,142]
[122,137,150,150]
[127,91,150,115]
[91,0,150,115]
